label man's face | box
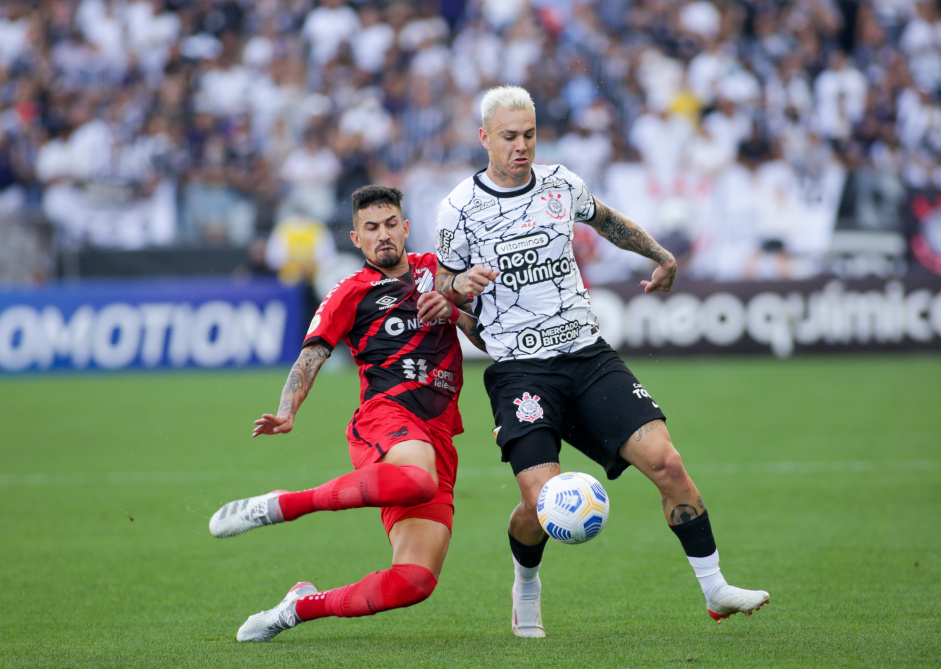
[480,106,536,187]
[351,203,410,272]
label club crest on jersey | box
[541,192,566,220]
[513,392,543,423]
[414,267,434,292]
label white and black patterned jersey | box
[436,164,601,361]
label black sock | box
[509,531,549,568]
[669,510,717,558]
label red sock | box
[295,564,437,620]
[277,463,436,521]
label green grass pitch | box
[1,353,939,668]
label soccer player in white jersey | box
[434,85,769,637]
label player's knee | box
[662,449,693,488]
[392,464,438,505]
[389,563,438,607]
[648,445,689,486]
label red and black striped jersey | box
[303,253,463,436]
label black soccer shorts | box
[483,339,667,480]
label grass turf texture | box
[1,354,939,668]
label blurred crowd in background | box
[1,0,940,289]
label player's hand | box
[455,265,499,297]
[641,257,677,293]
[417,291,453,323]
[252,413,294,437]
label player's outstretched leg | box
[210,463,436,538]
[237,581,318,642]
[210,490,287,538]
[706,584,770,622]
[294,563,437,622]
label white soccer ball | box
[537,472,610,544]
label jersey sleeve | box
[563,166,596,222]
[302,276,359,349]
[435,197,471,273]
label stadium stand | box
[1,0,939,285]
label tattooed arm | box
[587,198,677,293]
[455,310,488,353]
[251,342,332,437]
[416,290,489,353]
[434,265,500,304]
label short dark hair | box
[351,185,403,223]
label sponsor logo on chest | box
[494,232,574,291]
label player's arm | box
[454,310,488,352]
[434,265,500,302]
[252,341,332,437]
[587,198,677,293]
[417,290,488,352]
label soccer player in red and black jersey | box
[209,185,485,642]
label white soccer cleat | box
[236,581,318,642]
[209,490,286,538]
[706,584,770,622]
[511,578,546,638]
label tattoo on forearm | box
[277,343,331,416]
[456,313,488,352]
[591,201,671,264]
[453,272,469,296]
[435,270,469,306]
[669,503,700,525]
[697,495,705,510]
[632,419,665,441]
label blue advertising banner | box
[0,278,307,372]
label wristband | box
[447,303,461,324]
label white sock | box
[512,556,541,595]
[688,550,727,600]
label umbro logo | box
[385,426,409,438]
[376,295,397,310]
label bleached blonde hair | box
[480,85,536,126]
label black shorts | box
[483,339,666,480]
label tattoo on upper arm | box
[590,201,670,264]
